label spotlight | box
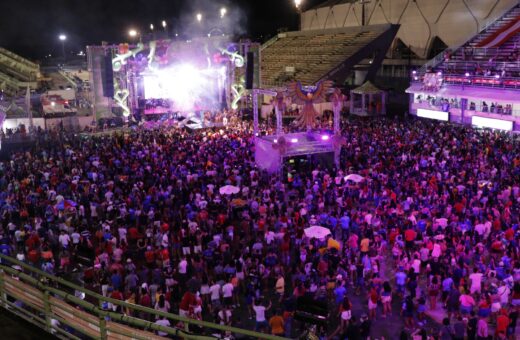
[273,139,277,143]
[290,138,298,143]
[437,71,442,76]
[494,74,500,79]
[465,72,470,77]
[321,135,330,141]
[412,70,417,75]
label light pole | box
[59,34,67,61]
[294,0,302,30]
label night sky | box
[0,0,325,60]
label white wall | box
[301,0,518,58]
[3,116,94,132]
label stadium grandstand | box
[299,0,519,88]
[260,23,398,87]
[0,47,39,96]
[407,2,520,130]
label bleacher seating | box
[260,26,388,86]
[435,4,520,79]
[0,47,40,96]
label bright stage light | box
[162,20,167,28]
[196,13,202,22]
[143,63,225,111]
[321,135,329,141]
[294,0,302,9]
[291,138,298,143]
[59,34,67,41]
[220,7,227,18]
[150,24,154,30]
[128,29,138,38]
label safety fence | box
[0,253,286,340]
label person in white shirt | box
[469,268,483,294]
[218,306,232,326]
[71,230,81,246]
[209,281,221,311]
[252,298,271,332]
[58,231,71,249]
[178,257,188,275]
[155,316,171,337]
[222,281,234,306]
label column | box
[333,104,340,135]
[253,91,259,135]
[382,93,386,115]
[460,98,467,125]
[361,95,366,115]
[349,92,354,113]
[368,94,373,114]
[275,104,283,136]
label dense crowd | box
[0,118,518,339]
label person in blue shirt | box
[442,276,454,303]
[334,281,347,305]
[340,213,350,240]
[395,267,407,298]
[111,271,122,291]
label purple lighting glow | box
[465,72,470,77]
[494,74,500,79]
[321,135,330,141]
[412,70,417,75]
[437,71,442,76]
[290,138,298,143]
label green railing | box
[0,254,287,340]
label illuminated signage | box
[471,116,513,131]
[417,109,449,121]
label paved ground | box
[0,308,56,340]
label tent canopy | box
[351,81,383,95]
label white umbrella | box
[344,174,364,183]
[219,185,240,195]
[304,226,331,239]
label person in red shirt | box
[495,309,510,338]
[404,228,417,250]
[144,246,155,266]
[179,291,196,317]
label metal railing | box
[260,35,280,52]
[0,254,286,340]
[411,74,520,90]
[411,101,520,116]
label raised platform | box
[255,131,335,173]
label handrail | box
[418,5,518,74]
[260,34,280,52]
[58,69,79,89]
[0,253,287,340]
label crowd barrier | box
[0,254,286,340]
